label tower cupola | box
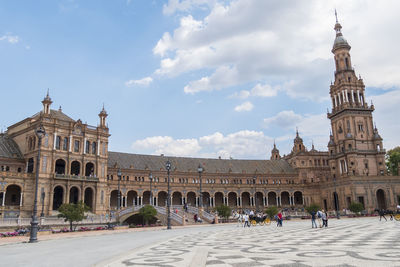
[98,104,108,128]
[270,141,280,160]
[41,90,52,115]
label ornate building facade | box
[0,19,399,219]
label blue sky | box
[1,0,400,159]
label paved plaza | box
[0,217,399,267]
[101,217,400,267]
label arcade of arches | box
[107,190,305,209]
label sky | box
[1,0,400,160]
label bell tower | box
[327,12,386,177]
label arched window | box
[345,57,349,69]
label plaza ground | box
[0,217,399,266]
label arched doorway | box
[376,189,386,210]
[69,187,79,204]
[294,191,303,205]
[268,192,277,206]
[333,192,339,211]
[172,192,182,205]
[53,186,64,210]
[84,187,94,210]
[55,159,66,175]
[187,192,196,206]
[70,161,80,176]
[214,192,224,206]
[241,192,251,207]
[110,190,119,208]
[127,190,138,206]
[158,191,167,206]
[5,185,21,206]
[202,192,210,208]
[143,191,151,205]
[255,192,263,209]
[228,192,237,207]
[281,191,290,206]
[85,162,95,177]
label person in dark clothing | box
[378,209,387,221]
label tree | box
[215,205,231,220]
[58,201,89,231]
[348,202,364,215]
[265,206,278,219]
[138,205,157,225]
[386,146,400,175]
[305,203,321,214]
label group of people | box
[310,210,328,228]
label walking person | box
[317,210,323,228]
[311,211,317,228]
[277,211,283,227]
[243,214,250,228]
[321,210,328,228]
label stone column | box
[196,197,199,207]
[276,196,279,207]
[239,196,242,207]
[2,191,6,206]
[155,197,158,206]
[20,192,23,206]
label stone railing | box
[54,174,99,182]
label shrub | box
[349,202,364,214]
[215,205,231,219]
[305,203,321,214]
[265,206,279,219]
[138,205,157,225]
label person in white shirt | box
[243,214,250,228]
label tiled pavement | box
[101,217,400,267]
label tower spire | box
[335,9,338,23]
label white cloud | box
[230,83,279,99]
[263,110,303,129]
[153,0,400,101]
[234,101,253,112]
[125,76,153,87]
[370,88,400,150]
[131,130,272,159]
[163,0,216,15]
[263,110,330,153]
[0,34,19,44]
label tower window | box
[55,136,61,150]
[74,140,80,152]
[358,124,364,132]
[63,137,68,151]
[345,58,349,69]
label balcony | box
[54,173,99,182]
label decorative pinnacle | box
[335,9,338,23]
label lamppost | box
[29,124,46,243]
[149,172,153,205]
[333,177,340,219]
[40,191,45,218]
[117,168,121,224]
[198,164,203,209]
[165,160,172,230]
[253,175,257,211]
